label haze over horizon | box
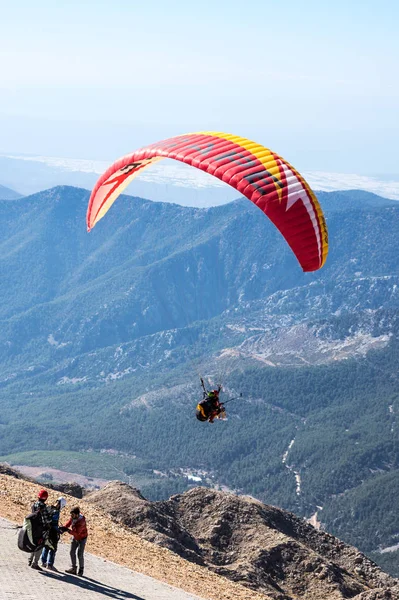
[2,152,399,206]
[1,0,398,201]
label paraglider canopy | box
[87,131,328,272]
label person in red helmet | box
[196,384,226,423]
[28,490,53,570]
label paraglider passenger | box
[41,496,67,570]
[29,489,53,570]
[196,386,225,423]
[62,506,88,576]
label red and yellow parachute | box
[87,132,328,272]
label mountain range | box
[0,185,398,576]
[0,183,23,200]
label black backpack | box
[17,510,47,553]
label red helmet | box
[213,389,219,396]
[38,489,48,500]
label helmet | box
[38,489,48,500]
[212,389,219,396]
[57,497,67,509]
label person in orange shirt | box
[61,506,88,576]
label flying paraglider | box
[87,131,328,272]
[196,380,226,423]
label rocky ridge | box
[86,482,399,600]
[0,463,85,498]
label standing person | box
[41,497,67,570]
[62,506,88,576]
[29,489,53,570]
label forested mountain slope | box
[0,186,398,575]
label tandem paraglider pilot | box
[196,385,226,423]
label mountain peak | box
[317,189,399,212]
[0,183,23,200]
[86,483,399,599]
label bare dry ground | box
[0,473,270,600]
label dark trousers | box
[70,538,87,570]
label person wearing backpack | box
[41,497,67,570]
[28,489,53,570]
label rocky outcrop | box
[0,464,34,481]
[0,464,85,498]
[47,481,86,499]
[86,483,399,600]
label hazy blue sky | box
[0,0,398,175]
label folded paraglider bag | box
[17,512,45,553]
[18,526,36,553]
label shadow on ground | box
[41,571,145,600]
